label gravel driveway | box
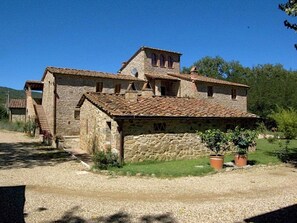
[0,130,296,223]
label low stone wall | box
[124,133,209,162]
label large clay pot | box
[234,154,248,167]
[209,155,224,170]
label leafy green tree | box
[270,107,297,139]
[279,0,297,49]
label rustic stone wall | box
[196,84,247,112]
[80,99,119,154]
[54,74,140,136]
[10,109,26,122]
[122,118,251,162]
[143,49,180,75]
[120,50,145,80]
[42,71,55,134]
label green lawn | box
[107,138,297,178]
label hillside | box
[0,86,41,106]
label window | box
[74,110,80,120]
[96,82,103,92]
[160,54,165,67]
[115,84,121,94]
[154,123,166,132]
[207,86,213,97]
[161,86,166,96]
[231,88,237,100]
[106,121,112,144]
[168,56,173,68]
[151,53,158,66]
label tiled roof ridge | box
[46,66,117,76]
[42,66,145,82]
[167,73,249,88]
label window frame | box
[151,53,158,66]
[96,82,103,92]
[168,56,173,68]
[114,84,121,94]
[231,88,237,100]
[160,54,165,67]
[207,86,214,97]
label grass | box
[107,139,297,178]
[0,119,25,132]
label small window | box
[96,82,103,92]
[74,110,80,120]
[151,53,158,66]
[207,86,213,97]
[154,123,166,132]
[231,88,237,100]
[161,86,166,96]
[115,84,121,94]
[168,56,173,68]
[160,54,165,67]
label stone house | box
[24,46,258,161]
[8,99,26,122]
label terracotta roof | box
[9,99,26,109]
[167,73,249,88]
[78,92,258,119]
[24,80,44,90]
[119,46,182,72]
[42,67,145,82]
[145,73,180,81]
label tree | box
[270,107,297,139]
[279,0,297,49]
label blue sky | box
[0,0,296,90]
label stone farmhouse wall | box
[120,50,145,80]
[121,48,180,81]
[80,99,118,154]
[79,99,254,162]
[42,71,55,134]
[196,84,247,112]
[143,49,180,75]
[42,72,143,136]
[122,118,250,162]
[10,109,26,122]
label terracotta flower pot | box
[209,155,224,170]
[234,154,248,167]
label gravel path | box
[0,130,296,223]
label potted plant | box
[230,127,257,167]
[199,129,230,170]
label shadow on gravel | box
[244,204,297,223]
[49,206,177,223]
[0,185,26,223]
[0,141,73,169]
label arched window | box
[151,53,158,66]
[168,56,173,68]
[160,54,165,67]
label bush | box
[92,149,122,170]
[24,120,37,137]
[198,129,230,155]
[0,105,8,120]
[229,127,257,155]
[270,107,297,139]
[0,119,25,132]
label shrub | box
[198,129,230,155]
[0,105,8,120]
[230,127,257,155]
[270,107,297,140]
[24,120,37,137]
[92,149,122,170]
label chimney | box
[122,61,127,67]
[190,66,198,74]
[125,83,139,102]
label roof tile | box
[78,92,258,119]
[9,99,26,108]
